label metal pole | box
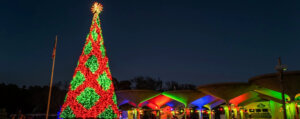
[277,57,287,119]
[46,36,57,119]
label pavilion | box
[116,71,300,119]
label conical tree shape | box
[59,2,118,118]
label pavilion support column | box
[211,109,215,119]
[270,100,282,119]
[134,108,137,119]
[234,107,240,119]
[228,104,232,119]
[199,108,203,119]
[186,107,190,119]
[239,109,244,119]
[206,106,213,119]
[288,100,297,119]
[239,108,244,119]
[237,106,242,119]
[223,103,232,119]
[158,110,161,119]
[223,105,229,119]
[137,108,140,119]
[208,108,213,119]
[233,107,238,119]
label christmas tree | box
[59,2,119,118]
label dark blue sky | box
[1,0,300,86]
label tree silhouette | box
[118,80,132,90]
[131,76,162,91]
[165,81,196,90]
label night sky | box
[1,0,300,86]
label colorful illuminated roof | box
[140,95,172,109]
[257,92,282,104]
[229,91,259,106]
[162,90,206,106]
[118,100,137,107]
[254,88,290,101]
[197,82,256,102]
[249,70,300,100]
[190,95,216,108]
[207,99,225,109]
[164,100,185,108]
[238,97,262,106]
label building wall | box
[243,101,272,119]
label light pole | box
[275,57,288,119]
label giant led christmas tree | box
[59,2,119,118]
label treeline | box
[0,76,195,115]
[115,76,196,91]
[0,82,66,116]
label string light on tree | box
[59,2,119,118]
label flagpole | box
[276,57,287,119]
[46,35,57,119]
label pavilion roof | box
[116,90,160,107]
[162,100,185,109]
[162,90,206,106]
[229,91,259,106]
[142,95,172,109]
[197,82,256,102]
[249,70,300,100]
